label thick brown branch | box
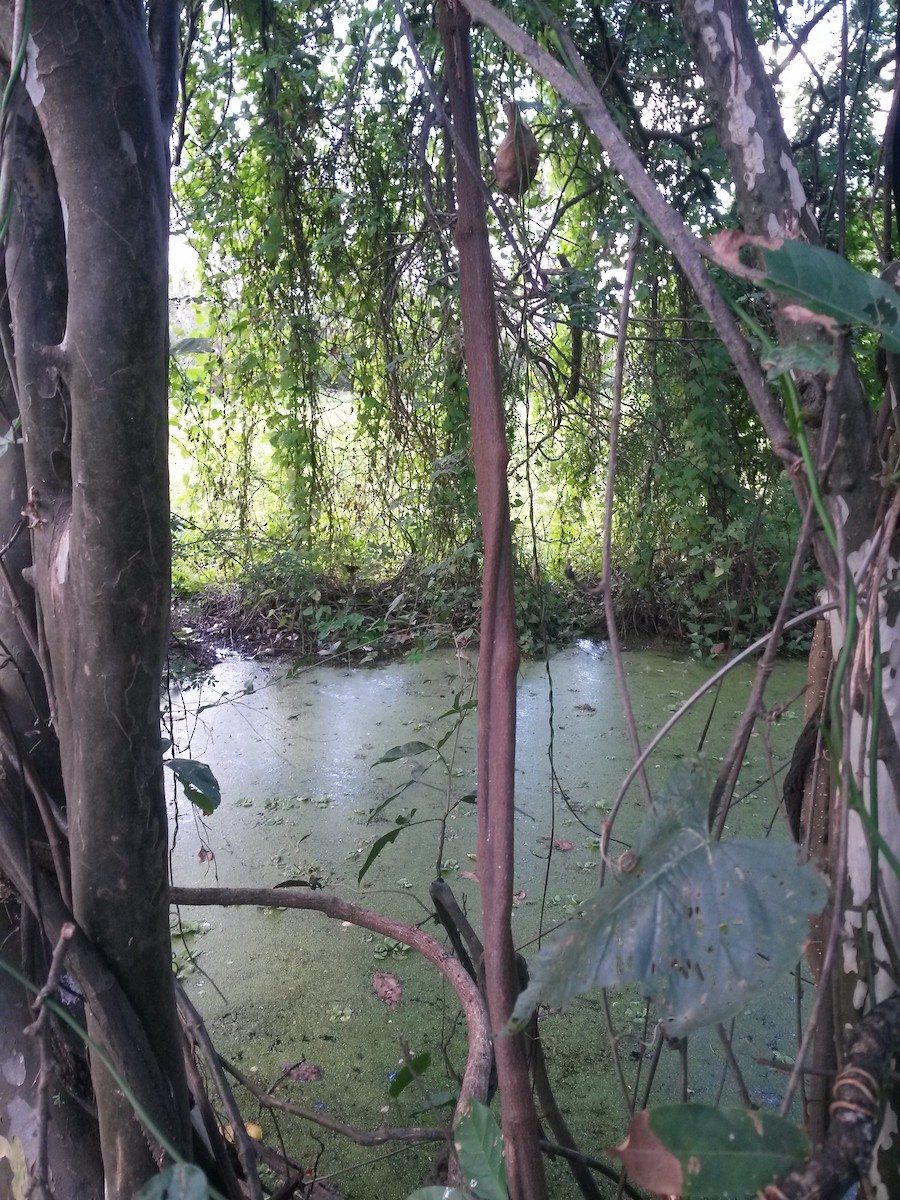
[169,884,492,1138]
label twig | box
[755,1056,833,1077]
[537,1138,644,1200]
[177,985,262,1199]
[24,921,74,1200]
[710,501,817,836]
[393,0,527,274]
[222,1055,444,1147]
[716,1023,755,1110]
[610,600,833,820]
[454,0,797,468]
[532,1024,605,1200]
[431,877,483,979]
[600,988,637,1116]
[180,1032,243,1199]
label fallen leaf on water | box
[373,970,401,1009]
[459,870,479,883]
[283,1061,324,1082]
[513,890,526,902]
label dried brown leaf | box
[372,970,401,1010]
[610,1109,684,1194]
[283,1061,324,1082]
[494,103,540,198]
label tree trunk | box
[0,4,191,1193]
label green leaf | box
[389,1051,431,1097]
[436,725,461,750]
[165,759,221,815]
[612,1105,809,1197]
[373,741,435,765]
[138,1164,211,1199]
[357,827,403,883]
[760,240,900,352]
[435,697,478,724]
[367,779,416,824]
[509,763,826,1036]
[454,1100,507,1200]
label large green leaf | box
[612,1105,809,1197]
[357,808,417,883]
[760,240,900,352]
[454,1101,507,1200]
[389,1051,431,1097]
[165,759,221,816]
[510,764,826,1035]
[138,1164,211,1200]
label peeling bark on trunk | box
[678,0,900,1188]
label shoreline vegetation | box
[169,542,819,670]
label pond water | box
[168,641,810,1199]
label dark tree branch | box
[23,920,74,1200]
[763,994,900,1199]
[0,806,186,1154]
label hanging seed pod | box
[494,102,540,198]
